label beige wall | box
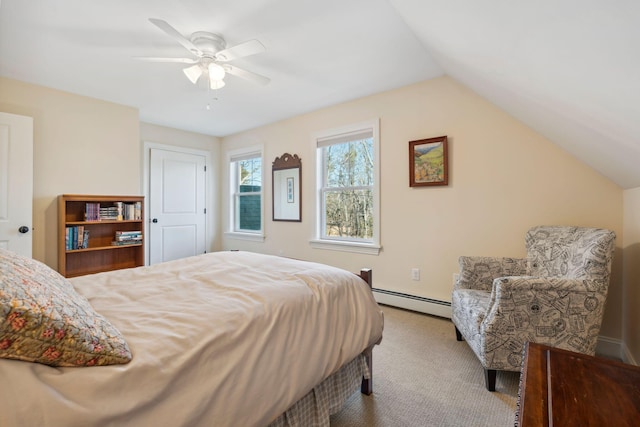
[139,122,222,251]
[0,77,140,267]
[221,76,625,341]
[623,187,640,363]
[0,78,222,269]
[1,74,635,361]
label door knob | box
[152,218,158,223]
[18,226,29,234]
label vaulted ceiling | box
[1,1,638,188]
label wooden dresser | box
[516,342,640,426]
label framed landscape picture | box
[409,136,448,187]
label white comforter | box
[0,251,383,427]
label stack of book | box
[65,226,89,250]
[99,206,120,221]
[112,231,143,246]
[85,203,101,221]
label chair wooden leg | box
[454,325,463,341]
[484,369,496,392]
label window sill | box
[224,231,265,242]
[309,239,381,255]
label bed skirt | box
[268,354,368,427]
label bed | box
[0,249,384,427]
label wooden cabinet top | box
[60,194,144,202]
[517,342,640,426]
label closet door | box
[149,147,206,264]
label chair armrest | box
[483,276,608,354]
[456,256,528,291]
[492,276,608,295]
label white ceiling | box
[1,0,639,188]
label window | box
[312,119,380,254]
[227,148,264,240]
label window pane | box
[234,156,262,232]
[239,158,262,187]
[324,189,373,239]
[238,194,261,231]
[325,139,373,187]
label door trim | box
[143,141,212,265]
[0,112,33,257]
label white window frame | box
[225,145,265,242]
[310,119,381,255]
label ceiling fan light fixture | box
[210,79,226,90]
[183,64,203,84]
[144,19,269,89]
[208,63,226,80]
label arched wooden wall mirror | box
[272,153,301,222]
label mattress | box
[0,251,384,426]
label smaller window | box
[228,148,263,238]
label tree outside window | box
[321,138,374,241]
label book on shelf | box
[99,206,119,221]
[84,202,125,221]
[111,230,143,246]
[111,240,142,246]
[115,202,124,221]
[114,230,143,242]
[84,201,142,221]
[134,201,142,220]
[84,202,101,221]
[65,226,89,250]
[82,230,89,249]
[114,230,142,238]
[121,202,142,220]
[76,225,84,249]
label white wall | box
[221,76,624,340]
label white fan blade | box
[225,64,270,86]
[149,18,202,57]
[133,57,198,64]
[215,40,265,62]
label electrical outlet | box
[411,268,420,281]
[453,273,460,286]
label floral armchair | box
[451,225,616,391]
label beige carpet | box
[330,305,520,427]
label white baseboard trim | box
[594,336,640,365]
[596,335,622,360]
[372,288,452,319]
[621,341,639,366]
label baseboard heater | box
[372,288,452,319]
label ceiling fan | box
[136,18,270,89]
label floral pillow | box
[0,248,132,366]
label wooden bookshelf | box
[58,194,144,278]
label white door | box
[149,148,206,264]
[0,112,33,257]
